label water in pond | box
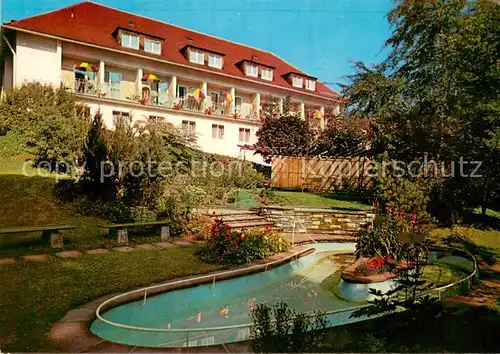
[91,243,362,347]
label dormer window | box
[189,48,205,65]
[305,79,316,91]
[121,32,139,50]
[292,76,303,88]
[145,38,161,54]
[208,54,223,69]
[261,67,273,81]
[245,63,258,77]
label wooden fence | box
[271,156,373,192]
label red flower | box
[233,241,238,247]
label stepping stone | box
[0,258,16,265]
[23,254,49,262]
[153,242,175,248]
[173,240,192,246]
[85,248,110,255]
[111,246,136,253]
[56,251,82,259]
[134,244,156,250]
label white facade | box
[2,29,340,165]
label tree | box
[0,82,91,169]
[342,0,500,221]
[255,115,313,162]
[80,110,114,199]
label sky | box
[1,0,394,92]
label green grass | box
[0,245,220,352]
[273,191,372,210]
[230,188,372,211]
[0,157,170,257]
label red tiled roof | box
[5,1,340,100]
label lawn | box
[230,188,372,211]
[0,245,220,352]
[274,191,372,210]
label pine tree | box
[81,110,111,198]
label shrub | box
[0,82,91,168]
[251,302,329,353]
[255,115,312,162]
[184,213,213,241]
[355,207,426,260]
[198,218,290,266]
[130,206,157,223]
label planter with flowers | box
[339,208,423,302]
[197,215,290,266]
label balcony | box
[65,77,260,122]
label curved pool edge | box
[49,244,320,353]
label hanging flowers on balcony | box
[188,88,206,101]
[142,73,160,82]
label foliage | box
[255,115,312,162]
[375,163,432,220]
[0,131,28,158]
[198,218,290,266]
[355,207,425,260]
[0,82,91,168]
[251,302,329,353]
[184,213,213,240]
[342,0,500,222]
[80,110,115,199]
[312,116,370,157]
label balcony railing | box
[67,79,260,121]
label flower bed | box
[341,256,407,284]
[197,217,290,266]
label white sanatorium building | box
[1,1,342,163]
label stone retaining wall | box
[260,206,375,235]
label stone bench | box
[0,225,76,248]
[99,221,170,245]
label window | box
[182,120,196,135]
[149,115,165,123]
[245,63,258,77]
[144,38,161,54]
[239,128,250,142]
[261,67,273,81]
[104,71,122,84]
[235,97,242,114]
[292,75,303,88]
[212,124,224,139]
[305,79,316,91]
[210,91,220,105]
[189,48,204,65]
[121,32,139,50]
[177,85,188,99]
[208,54,223,69]
[112,111,130,128]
